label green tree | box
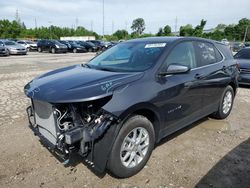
[131,18,145,36]
[215,24,227,31]
[113,29,128,40]
[163,25,171,35]
[193,19,207,37]
[180,24,193,36]
[156,28,164,36]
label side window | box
[194,42,223,67]
[163,41,196,71]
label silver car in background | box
[17,40,37,51]
[0,40,9,56]
[3,40,27,55]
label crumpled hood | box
[24,64,143,103]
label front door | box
[156,41,204,136]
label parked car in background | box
[0,40,10,56]
[75,41,97,52]
[230,42,245,52]
[234,47,250,85]
[86,40,106,51]
[17,40,37,51]
[37,40,68,53]
[221,39,230,46]
[3,40,27,55]
[59,40,87,53]
[25,37,238,178]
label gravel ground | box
[0,52,249,188]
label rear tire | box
[108,115,155,178]
[210,85,234,119]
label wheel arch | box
[118,103,162,143]
[228,81,237,95]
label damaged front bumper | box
[26,99,120,173]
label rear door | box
[193,41,227,115]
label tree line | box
[0,17,249,42]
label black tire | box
[51,48,56,54]
[108,115,155,178]
[210,85,234,119]
[5,50,10,56]
[38,47,42,53]
[73,48,77,53]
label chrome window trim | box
[191,43,226,71]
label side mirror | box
[159,64,190,76]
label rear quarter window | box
[194,41,223,67]
[216,43,233,60]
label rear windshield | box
[4,41,16,45]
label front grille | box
[33,100,58,145]
[240,68,250,73]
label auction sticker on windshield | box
[145,43,166,48]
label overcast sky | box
[0,0,249,34]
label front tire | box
[38,47,42,52]
[51,48,56,54]
[73,48,77,53]
[211,85,234,119]
[108,115,155,178]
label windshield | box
[4,41,17,45]
[86,42,95,47]
[88,42,166,72]
[26,41,34,44]
[52,40,63,45]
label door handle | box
[194,73,204,79]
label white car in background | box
[17,40,37,51]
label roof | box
[127,37,182,43]
[125,36,222,45]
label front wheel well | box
[131,109,160,143]
[228,82,237,95]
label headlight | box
[55,45,59,48]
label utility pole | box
[125,21,128,31]
[75,18,78,30]
[174,16,178,33]
[48,21,52,39]
[102,0,105,38]
[35,18,37,28]
[243,26,248,43]
[15,9,21,25]
[90,20,93,32]
[112,21,114,34]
